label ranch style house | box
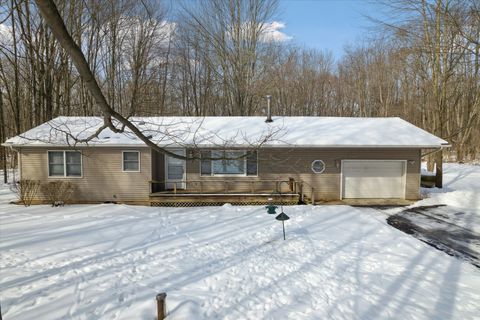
[2,116,449,206]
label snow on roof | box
[3,116,449,148]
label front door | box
[165,149,186,190]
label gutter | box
[420,142,451,157]
[1,143,452,149]
[421,147,444,158]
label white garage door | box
[342,160,406,199]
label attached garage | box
[341,160,406,199]
[4,116,449,204]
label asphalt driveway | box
[383,205,480,268]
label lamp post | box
[275,211,290,240]
[265,182,292,240]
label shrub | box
[12,179,40,206]
[41,181,73,206]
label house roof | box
[3,116,449,148]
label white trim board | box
[3,143,451,149]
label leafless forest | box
[0,0,479,163]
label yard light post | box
[275,211,290,240]
[268,181,291,240]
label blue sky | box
[165,0,385,59]
[1,0,383,61]
[278,0,382,58]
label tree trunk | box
[435,149,443,188]
[427,155,435,172]
[0,91,6,183]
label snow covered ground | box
[368,163,480,269]
[366,163,479,229]
[416,163,480,231]
[1,165,480,320]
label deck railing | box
[294,180,315,204]
[149,178,316,203]
[149,179,296,195]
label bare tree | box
[179,0,279,116]
[32,0,188,158]
[14,0,282,159]
[1,0,478,161]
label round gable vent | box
[311,160,326,174]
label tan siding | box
[19,146,420,203]
[186,147,421,200]
[406,149,422,199]
[18,147,151,202]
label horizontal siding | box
[182,147,421,200]
[19,147,151,202]
[17,146,420,203]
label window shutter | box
[200,150,212,175]
[246,151,257,176]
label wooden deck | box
[149,191,300,206]
[149,178,305,206]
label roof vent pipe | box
[265,95,273,123]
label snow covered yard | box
[1,165,480,320]
[363,163,480,267]
[417,163,480,222]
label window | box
[200,151,212,175]
[212,150,244,175]
[311,160,326,174]
[200,150,257,176]
[123,151,140,172]
[48,151,82,177]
